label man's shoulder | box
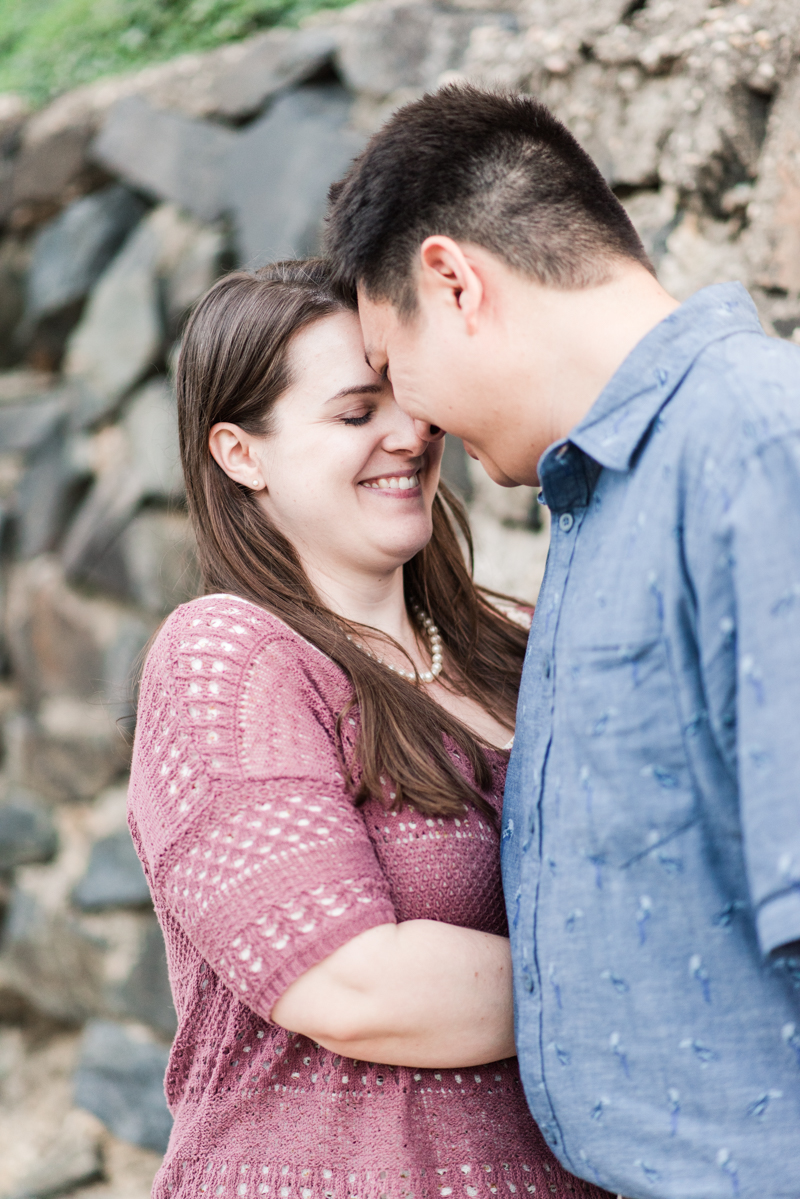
[678,327,800,443]
[654,329,800,535]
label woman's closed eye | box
[341,410,374,427]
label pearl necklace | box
[345,609,444,683]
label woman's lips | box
[361,472,420,491]
[359,472,422,497]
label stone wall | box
[0,0,798,1193]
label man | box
[325,86,800,1198]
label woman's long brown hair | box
[176,259,529,820]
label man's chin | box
[482,460,524,488]
[462,442,519,488]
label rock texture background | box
[0,0,798,1193]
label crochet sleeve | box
[129,597,397,1020]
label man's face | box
[358,287,539,488]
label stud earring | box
[252,480,260,489]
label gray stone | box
[5,705,131,804]
[0,369,59,406]
[6,1129,102,1199]
[74,1020,173,1153]
[0,94,28,156]
[10,127,92,206]
[125,25,340,123]
[199,26,339,121]
[4,557,111,703]
[14,421,90,559]
[0,396,66,453]
[335,2,515,98]
[622,188,682,268]
[0,889,107,1024]
[0,796,58,871]
[24,185,147,325]
[228,84,366,266]
[7,125,108,231]
[0,845,174,1032]
[563,67,693,190]
[84,508,201,614]
[657,211,748,304]
[113,918,177,1038]
[63,215,163,413]
[61,205,221,423]
[62,379,183,587]
[156,211,227,339]
[0,238,29,370]
[745,64,800,293]
[92,96,235,223]
[123,378,183,499]
[72,830,150,911]
[0,156,14,228]
[4,556,153,709]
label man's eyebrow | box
[325,383,384,404]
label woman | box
[128,259,607,1199]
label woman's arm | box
[271,919,515,1068]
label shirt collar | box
[553,282,764,476]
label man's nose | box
[413,419,446,443]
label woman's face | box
[253,310,444,583]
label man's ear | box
[418,236,484,335]
[209,422,267,492]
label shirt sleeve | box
[130,600,397,1020]
[730,431,800,956]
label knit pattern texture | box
[129,595,608,1199]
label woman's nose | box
[381,408,437,456]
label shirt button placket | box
[531,498,587,1160]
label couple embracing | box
[129,87,800,1199]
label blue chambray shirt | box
[502,283,800,1199]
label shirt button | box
[559,512,574,532]
[542,659,551,679]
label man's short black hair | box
[325,84,653,314]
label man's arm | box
[730,428,800,957]
[271,919,515,1067]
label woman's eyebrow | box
[325,383,384,404]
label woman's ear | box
[209,423,267,492]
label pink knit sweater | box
[129,594,608,1199]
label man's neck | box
[471,261,681,484]
[519,265,681,460]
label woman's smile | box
[359,469,422,496]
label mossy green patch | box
[0,0,356,107]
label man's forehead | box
[356,291,397,363]
[356,290,393,324]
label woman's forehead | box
[284,311,386,404]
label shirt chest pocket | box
[560,635,698,869]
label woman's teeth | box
[363,474,419,490]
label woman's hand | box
[271,919,515,1068]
